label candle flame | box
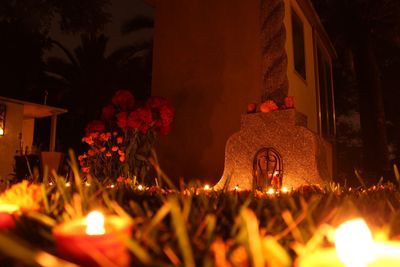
[0,204,19,213]
[281,187,289,193]
[267,188,275,195]
[334,219,376,267]
[85,211,106,235]
[234,185,240,191]
[204,184,211,191]
[137,184,144,191]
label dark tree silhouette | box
[0,0,111,101]
[313,0,400,180]
[43,33,152,151]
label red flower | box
[146,96,175,135]
[116,112,129,129]
[101,105,116,120]
[112,90,135,111]
[284,96,295,109]
[85,120,105,135]
[127,108,153,134]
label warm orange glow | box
[85,211,106,235]
[281,186,289,193]
[65,182,71,187]
[0,204,19,213]
[267,188,275,195]
[234,185,240,191]
[137,184,144,191]
[0,128,4,136]
[334,219,375,267]
[204,184,211,191]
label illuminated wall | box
[0,101,24,180]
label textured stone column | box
[260,0,288,104]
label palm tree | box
[43,33,152,151]
[312,0,400,180]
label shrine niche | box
[253,147,283,190]
[215,109,331,190]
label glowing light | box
[85,182,91,186]
[267,188,275,195]
[65,182,71,187]
[281,187,289,193]
[0,128,3,136]
[0,204,19,213]
[85,211,106,235]
[234,185,240,191]
[48,182,53,186]
[109,184,115,189]
[334,219,375,267]
[137,184,144,191]
[204,184,211,191]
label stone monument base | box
[215,109,332,190]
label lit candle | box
[53,210,132,267]
[267,188,275,195]
[281,186,289,193]
[137,184,144,191]
[204,184,211,191]
[297,218,400,267]
[0,204,19,230]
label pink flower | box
[112,90,135,111]
[82,167,90,173]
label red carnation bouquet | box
[79,90,175,184]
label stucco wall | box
[0,101,24,180]
[22,118,35,154]
[152,0,263,182]
[284,0,319,133]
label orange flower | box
[260,100,278,113]
[105,152,112,157]
[88,149,95,156]
[118,150,125,156]
[119,155,125,162]
[117,176,124,183]
[100,147,106,152]
[246,103,257,114]
[116,136,123,144]
[111,146,118,152]
[284,96,295,109]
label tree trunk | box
[351,35,390,179]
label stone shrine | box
[215,109,331,190]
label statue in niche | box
[252,147,283,190]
